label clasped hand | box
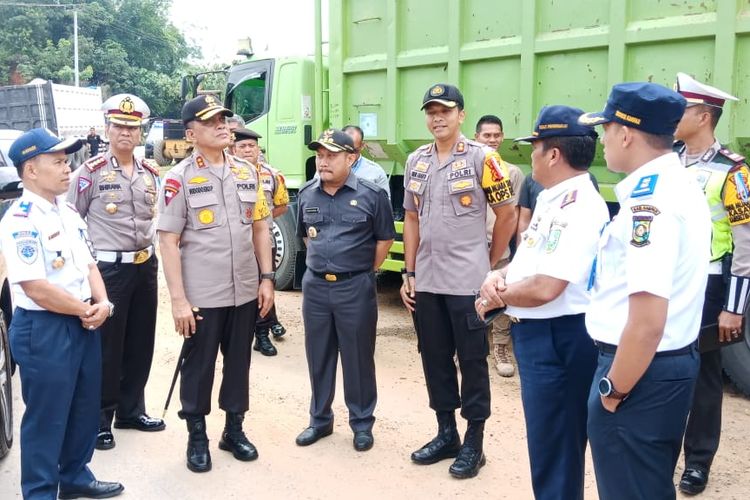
[475,271,507,320]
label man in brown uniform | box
[474,114,524,377]
[230,127,290,356]
[68,94,164,451]
[157,95,275,473]
[400,84,516,479]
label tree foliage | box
[0,0,200,117]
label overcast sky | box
[171,0,323,64]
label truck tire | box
[722,317,750,396]
[272,211,302,291]
[153,140,169,167]
[0,312,13,459]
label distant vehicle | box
[144,120,163,160]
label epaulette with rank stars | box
[140,158,160,176]
[718,148,746,168]
[84,154,108,173]
[415,143,433,154]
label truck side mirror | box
[180,76,189,100]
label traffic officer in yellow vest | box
[477,105,607,500]
[230,126,290,356]
[157,95,275,473]
[1,128,123,499]
[579,82,711,499]
[673,73,750,495]
[68,94,164,452]
[400,84,516,479]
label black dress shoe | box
[353,430,374,451]
[113,414,166,432]
[95,430,115,451]
[295,424,334,446]
[679,468,709,495]
[58,480,124,499]
[411,431,461,465]
[270,323,287,338]
[448,445,486,479]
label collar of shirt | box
[21,189,63,215]
[536,173,591,206]
[313,170,359,192]
[614,152,679,203]
[352,155,363,173]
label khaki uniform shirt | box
[68,153,159,251]
[257,162,290,217]
[403,136,515,295]
[157,151,271,308]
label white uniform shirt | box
[0,190,95,310]
[586,153,711,351]
[506,173,609,319]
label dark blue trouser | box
[301,271,378,431]
[511,313,597,500]
[10,308,100,500]
[588,347,699,500]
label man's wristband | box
[260,272,275,283]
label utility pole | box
[73,9,79,87]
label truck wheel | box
[153,140,169,167]
[0,312,13,459]
[272,211,302,291]
[722,322,750,397]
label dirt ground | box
[1,273,749,499]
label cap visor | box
[577,112,610,127]
[421,99,458,110]
[308,141,347,152]
[108,116,142,127]
[197,106,233,121]
[513,134,539,143]
[48,137,84,155]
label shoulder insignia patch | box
[164,178,182,206]
[560,190,578,208]
[84,154,108,173]
[630,204,661,215]
[13,200,33,217]
[631,174,658,198]
[630,215,653,247]
[78,177,92,193]
[140,158,160,176]
[719,148,746,165]
[484,152,505,182]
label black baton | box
[162,307,200,419]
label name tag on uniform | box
[410,170,430,181]
[448,167,474,180]
[304,207,320,214]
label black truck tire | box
[273,211,302,291]
[722,319,750,397]
[0,312,13,459]
[153,140,169,167]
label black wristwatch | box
[260,272,275,283]
[598,376,629,400]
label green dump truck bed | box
[325,0,750,202]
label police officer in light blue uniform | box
[579,83,711,500]
[1,128,123,499]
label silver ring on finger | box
[480,299,489,307]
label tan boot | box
[493,344,515,377]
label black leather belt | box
[309,269,370,282]
[595,341,694,357]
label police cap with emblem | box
[102,93,150,127]
[9,128,83,169]
[182,94,233,125]
[515,105,598,142]
[675,72,738,108]
[578,82,686,135]
[421,83,465,110]
[233,127,263,142]
[307,128,355,153]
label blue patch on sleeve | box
[630,174,658,198]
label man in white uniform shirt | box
[477,105,608,500]
[578,82,711,499]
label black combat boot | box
[253,328,277,356]
[185,415,211,473]
[270,322,287,338]
[411,411,461,465]
[449,420,486,479]
[218,412,258,461]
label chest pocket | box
[445,173,480,219]
[98,189,125,204]
[188,192,223,230]
[237,189,257,225]
[340,213,368,240]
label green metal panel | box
[327,0,750,199]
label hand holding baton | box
[162,306,201,419]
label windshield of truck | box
[228,71,267,122]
